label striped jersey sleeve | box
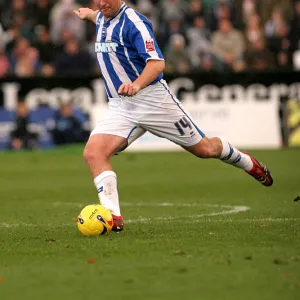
[125,9,164,62]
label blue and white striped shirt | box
[95,2,164,98]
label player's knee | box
[83,143,104,165]
[83,145,94,164]
[193,138,221,159]
[196,140,212,158]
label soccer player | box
[73,0,273,232]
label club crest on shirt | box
[101,27,107,40]
[95,41,118,53]
[145,39,155,52]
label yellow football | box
[77,204,113,236]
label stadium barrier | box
[0,72,299,150]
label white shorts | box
[90,79,205,148]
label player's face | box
[93,0,122,18]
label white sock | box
[93,171,121,216]
[218,137,253,171]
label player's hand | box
[73,8,92,20]
[118,82,141,96]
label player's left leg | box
[183,137,273,186]
[139,79,273,187]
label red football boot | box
[244,153,273,187]
[112,215,124,232]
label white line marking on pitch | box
[52,202,210,208]
[52,201,244,208]
[1,202,251,227]
[1,218,299,228]
[126,204,249,223]
[52,201,250,222]
[0,202,298,228]
[53,201,250,221]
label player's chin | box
[101,9,113,17]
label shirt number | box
[174,116,192,136]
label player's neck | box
[104,1,123,21]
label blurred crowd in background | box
[1,0,300,77]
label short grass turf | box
[0,147,299,300]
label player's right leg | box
[83,134,126,232]
[83,110,146,232]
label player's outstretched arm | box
[73,8,98,24]
[118,59,165,96]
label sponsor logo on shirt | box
[95,41,118,53]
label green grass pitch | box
[0,147,299,300]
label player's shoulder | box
[96,10,103,24]
[124,7,152,26]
